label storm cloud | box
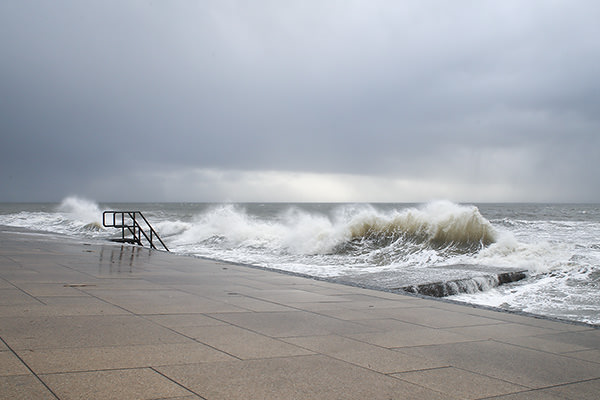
[1,1,599,202]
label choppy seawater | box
[1,197,599,325]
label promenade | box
[0,228,598,399]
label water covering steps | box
[337,264,528,298]
[400,270,527,297]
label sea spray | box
[1,199,598,324]
[346,201,496,252]
[57,196,102,224]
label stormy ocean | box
[1,197,598,326]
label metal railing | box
[102,211,169,252]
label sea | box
[1,196,599,326]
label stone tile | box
[436,303,593,332]
[0,374,57,400]
[445,323,558,340]
[41,368,195,400]
[563,349,600,363]
[392,366,528,399]
[18,342,236,374]
[142,313,226,328]
[208,311,373,338]
[2,268,96,284]
[277,301,357,312]
[176,325,315,360]
[498,335,591,354]
[88,289,246,314]
[466,389,567,399]
[0,279,13,289]
[380,306,506,328]
[341,288,425,301]
[347,326,474,348]
[312,293,404,308]
[157,355,452,400]
[353,317,433,331]
[247,289,348,304]
[0,288,41,306]
[535,329,600,349]
[312,308,389,321]
[0,315,190,350]
[215,293,296,312]
[77,279,166,291]
[400,340,600,389]
[16,283,95,297]
[0,295,129,317]
[338,299,428,313]
[545,378,600,400]
[0,351,30,376]
[284,283,363,296]
[284,335,448,373]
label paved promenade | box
[0,228,598,399]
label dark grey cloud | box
[1,1,599,202]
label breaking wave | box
[344,201,496,253]
[1,198,599,324]
[0,196,106,238]
[165,201,498,272]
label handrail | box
[102,211,169,252]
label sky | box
[1,0,599,203]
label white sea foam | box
[57,196,102,224]
[1,198,598,324]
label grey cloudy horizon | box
[1,1,599,203]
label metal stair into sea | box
[102,211,169,251]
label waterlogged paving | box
[0,228,599,399]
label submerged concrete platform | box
[0,228,598,399]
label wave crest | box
[57,196,101,224]
[346,201,496,252]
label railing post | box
[102,210,169,252]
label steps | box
[102,211,169,251]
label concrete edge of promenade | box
[1,227,599,399]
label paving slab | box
[0,314,191,350]
[444,322,560,340]
[82,288,247,314]
[156,355,451,400]
[208,310,375,338]
[283,334,448,373]
[399,340,600,389]
[0,350,31,376]
[17,342,236,374]
[497,335,592,354]
[40,368,197,400]
[174,324,315,360]
[0,228,598,400]
[392,366,528,399]
[347,325,476,348]
[0,295,130,318]
[541,378,600,400]
[0,374,57,400]
[364,305,507,328]
[142,313,227,328]
[563,349,600,363]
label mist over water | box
[1,197,598,325]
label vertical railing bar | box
[102,210,168,251]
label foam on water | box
[164,201,498,275]
[0,196,107,238]
[0,197,598,325]
[344,201,496,251]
